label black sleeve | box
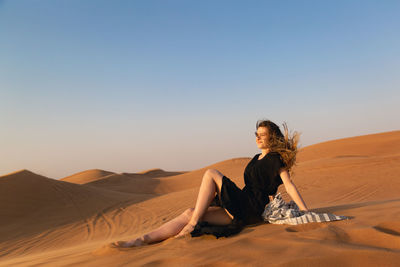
[278,154,286,169]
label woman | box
[112,120,308,247]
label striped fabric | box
[261,193,349,225]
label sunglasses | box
[254,132,268,138]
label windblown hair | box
[256,120,300,175]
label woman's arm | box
[279,169,309,211]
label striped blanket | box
[261,193,349,225]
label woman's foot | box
[174,222,197,238]
[110,236,146,248]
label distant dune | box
[60,169,115,184]
[60,168,188,195]
[1,130,399,266]
[297,130,400,162]
[129,168,186,177]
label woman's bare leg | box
[175,169,225,237]
[112,206,233,248]
[112,208,193,247]
[112,168,229,247]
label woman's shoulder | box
[269,152,286,166]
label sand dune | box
[61,168,188,195]
[297,130,400,162]
[61,168,186,185]
[125,168,186,178]
[0,131,399,266]
[0,170,153,258]
[84,173,162,195]
[60,169,115,184]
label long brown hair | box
[256,120,300,174]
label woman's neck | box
[260,148,270,157]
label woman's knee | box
[205,169,223,179]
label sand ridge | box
[0,131,399,266]
[60,169,115,184]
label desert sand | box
[1,131,399,266]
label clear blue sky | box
[1,0,399,178]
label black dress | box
[190,152,286,238]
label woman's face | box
[255,127,270,149]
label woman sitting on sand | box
[112,119,308,247]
